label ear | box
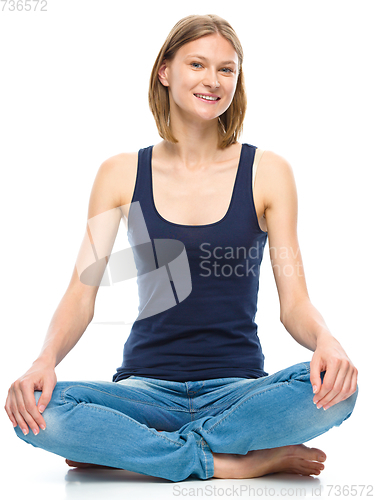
[158,61,169,87]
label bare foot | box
[65,459,121,470]
[213,444,327,479]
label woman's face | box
[158,33,239,123]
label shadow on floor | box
[65,466,322,485]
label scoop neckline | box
[149,143,245,228]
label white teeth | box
[195,94,219,101]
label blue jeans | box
[14,361,358,482]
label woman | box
[5,14,358,482]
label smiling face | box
[158,33,239,123]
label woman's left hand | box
[310,333,358,410]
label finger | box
[13,383,41,435]
[37,379,55,416]
[9,398,30,435]
[313,361,340,407]
[9,384,30,433]
[4,393,18,427]
[316,360,350,409]
[5,406,18,427]
[349,368,358,396]
[310,358,323,397]
[22,383,47,431]
[321,367,353,409]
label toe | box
[311,447,327,462]
[305,460,324,476]
[290,457,324,476]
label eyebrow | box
[185,54,237,65]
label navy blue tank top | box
[112,143,269,382]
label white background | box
[1,1,374,499]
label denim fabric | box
[14,361,358,482]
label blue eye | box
[190,62,233,73]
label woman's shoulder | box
[255,147,293,177]
[255,147,297,211]
[101,150,139,170]
[97,151,140,208]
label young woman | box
[5,14,358,483]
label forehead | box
[176,34,238,63]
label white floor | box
[2,398,372,500]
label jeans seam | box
[302,362,311,374]
[185,381,206,394]
[205,381,292,434]
[196,433,208,478]
[78,403,185,447]
[60,384,235,414]
[201,437,208,478]
[196,430,213,479]
[61,384,192,413]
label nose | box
[202,68,220,89]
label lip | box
[194,93,221,104]
[194,93,221,99]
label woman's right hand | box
[4,360,57,436]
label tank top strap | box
[236,142,257,200]
[231,143,264,233]
[133,145,153,209]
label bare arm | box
[5,153,129,434]
[35,274,96,369]
[259,151,358,409]
[32,153,126,367]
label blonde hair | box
[148,14,247,150]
